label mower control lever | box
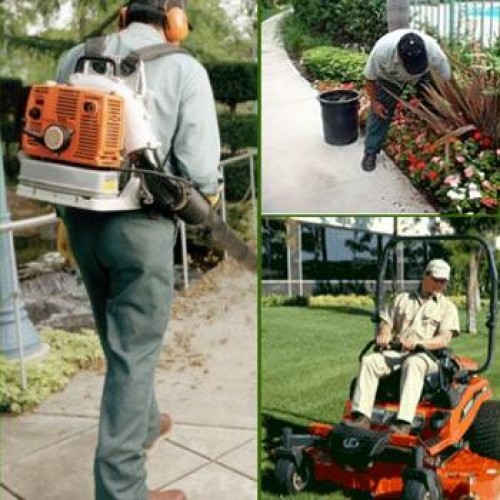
[412,343,439,363]
[373,340,403,353]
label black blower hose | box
[129,155,257,273]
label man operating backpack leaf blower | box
[17,1,255,498]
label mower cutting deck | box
[273,234,500,499]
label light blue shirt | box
[55,22,221,194]
[364,29,451,87]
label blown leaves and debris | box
[1,257,254,414]
[160,258,252,375]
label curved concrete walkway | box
[262,12,435,214]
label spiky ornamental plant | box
[387,57,500,164]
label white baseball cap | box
[425,259,450,280]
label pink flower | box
[444,174,461,188]
[464,166,475,178]
[482,180,493,190]
[431,156,441,163]
[456,155,466,163]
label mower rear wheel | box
[466,400,500,460]
[275,457,311,494]
[402,479,430,500]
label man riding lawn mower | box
[273,234,499,499]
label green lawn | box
[260,304,500,499]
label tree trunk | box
[466,249,479,335]
[79,15,87,40]
[386,0,411,32]
[286,219,301,296]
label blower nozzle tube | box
[168,185,256,273]
[173,186,256,271]
[135,152,256,273]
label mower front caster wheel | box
[402,479,431,500]
[275,457,311,494]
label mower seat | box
[349,349,462,409]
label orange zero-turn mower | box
[273,234,499,499]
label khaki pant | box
[352,350,439,423]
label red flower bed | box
[386,102,500,213]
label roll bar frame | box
[373,234,497,376]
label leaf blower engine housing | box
[18,57,207,223]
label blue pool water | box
[469,5,500,19]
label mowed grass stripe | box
[261,305,500,499]
[262,306,500,423]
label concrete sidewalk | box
[262,12,435,214]
[0,262,257,500]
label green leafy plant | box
[226,201,256,242]
[218,113,257,155]
[392,60,500,147]
[290,0,386,52]
[386,99,500,213]
[206,62,257,113]
[261,295,309,307]
[309,294,374,308]
[0,329,103,414]
[301,46,368,86]
[262,294,375,308]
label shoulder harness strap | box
[120,43,191,75]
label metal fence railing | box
[410,0,500,47]
[0,149,257,387]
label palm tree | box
[386,0,410,32]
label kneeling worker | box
[361,29,450,172]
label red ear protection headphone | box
[118,1,189,43]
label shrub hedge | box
[206,62,257,111]
[221,154,257,202]
[262,294,374,308]
[218,112,257,154]
[290,0,386,52]
[262,294,479,310]
[301,46,368,85]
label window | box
[261,219,287,279]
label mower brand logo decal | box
[342,437,360,449]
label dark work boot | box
[345,412,371,430]
[361,153,377,172]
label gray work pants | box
[64,208,176,500]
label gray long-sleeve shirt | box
[55,22,221,194]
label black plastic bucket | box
[318,89,360,146]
